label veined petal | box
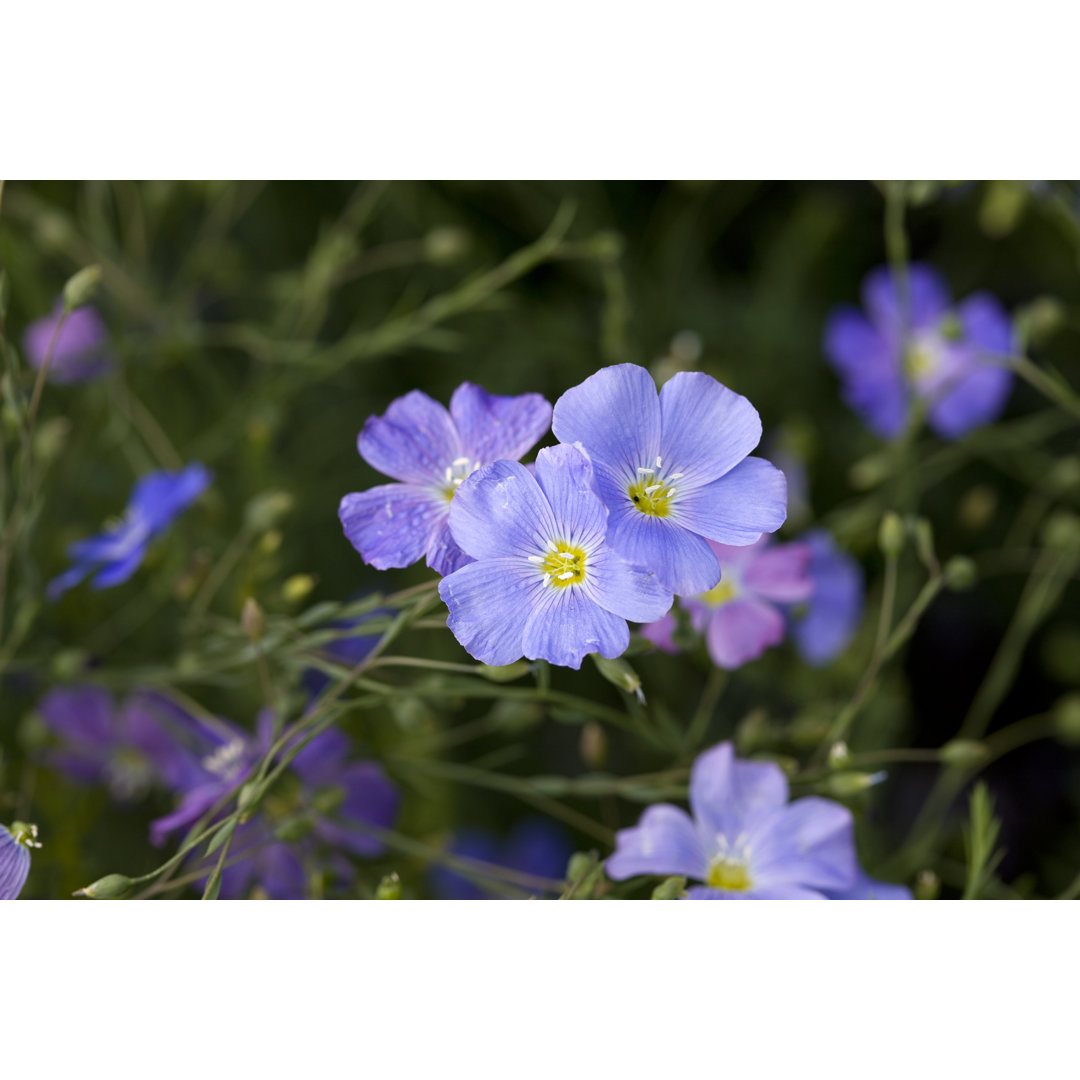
[606,804,705,881]
[439,559,534,667]
[673,456,788,547]
[658,371,762,487]
[532,444,607,551]
[742,541,813,603]
[704,597,786,669]
[585,547,673,624]
[608,511,721,596]
[425,515,472,577]
[689,741,789,843]
[449,383,552,464]
[552,364,661,479]
[358,390,463,484]
[750,797,857,893]
[0,827,31,900]
[522,585,628,669]
[339,484,446,570]
[448,460,557,561]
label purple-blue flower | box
[438,443,672,669]
[674,537,812,669]
[430,817,574,900]
[48,463,212,600]
[551,364,788,596]
[606,742,858,899]
[339,382,552,576]
[0,823,39,900]
[824,264,1014,441]
[23,302,111,384]
[823,867,912,901]
[37,686,204,801]
[789,529,864,666]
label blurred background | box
[2,180,1079,898]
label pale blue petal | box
[928,362,1012,440]
[658,371,762,487]
[608,511,721,596]
[606,804,705,881]
[674,457,788,547]
[689,742,788,842]
[425,515,472,576]
[824,867,912,900]
[449,383,552,464]
[704,597,786,669]
[439,559,534,666]
[686,884,826,900]
[552,364,660,480]
[585,547,673,624]
[791,530,864,667]
[522,585,628,669]
[358,390,463,484]
[749,797,857,893]
[0,828,31,900]
[863,263,951,333]
[339,484,446,570]
[532,444,607,551]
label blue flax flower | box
[339,382,552,576]
[37,686,204,802]
[607,742,860,899]
[552,364,787,595]
[23,301,111,384]
[824,867,912,901]
[789,529,864,666]
[439,443,672,669]
[824,263,1014,441]
[1,822,40,900]
[48,463,212,600]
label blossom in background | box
[339,382,552,576]
[551,364,787,596]
[301,610,384,700]
[23,302,111,384]
[789,529,864,666]
[607,742,907,900]
[429,818,574,900]
[824,867,912,901]
[673,536,813,669]
[824,263,1014,441]
[48,463,212,600]
[0,822,40,900]
[37,686,204,802]
[439,444,672,669]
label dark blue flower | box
[439,443,672,669]
[824,264,1014,441]
[552,364,788,595]
[339,382,552,576]
[429,818,574,900]
[48,463,212,600]
[23,302,111,384]
[789,529,864,666]
[0,822,40,900]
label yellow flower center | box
[706,857,752,892]
[904,344,939,381]
[442,456,481,502]
[699,578,737,607]
[532,541,587,589]
[627,457,682,518]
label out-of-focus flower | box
[48,463,212,600]
[677,537,812,669]
[823,867,912,900]
[37,686,203,801]
[0,822,40,900]
[552,363,787,595]
[339,382,551,577]
[639,610,680,653]
[824,264,1014,441]
[606,742,858,899]
[301,610,384,700]
[439,444,672,669]
[789,529,864,666]
[430,818,574,900]
[23,303,110,384]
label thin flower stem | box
[1007,353,1080,423]
[683,668,727,755]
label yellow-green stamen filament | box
[537,542,587,589]
[628,457,683,518]
[443,457,480,502]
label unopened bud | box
[592,655,645,704]
[878,512,905,559]
[51,647,88,680]
[822,770,887,798]
[258,529,283,556]
[651,876,688,900]
[424,226,471,264]
[9,822,41,849]
[943,556,977,590]
[1053,694,1080,745]
[1049,457,1080,495]
[828,741,851,768]
[979,180,1028,237]
[849,453,892,491]
[1041,511,1080,550]
[940,738,989,768]
[238,780,264,814]
[62,265,103,311]
[375,873,403,900]
[478,661,530,683]
[957,484,998,532]
[244,491,294,532]
[33,417,70,465]
[566,852,595,884]
[1015,296,1066,349]
[579,721,608,771]
[74,873,134,900]
[914,869,941,901]
[241,596,265,640]
[274,817,314,843]
[912,517,936,570]
[281,574,316,605]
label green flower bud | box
[878,511,905,559]
[957,484,997,532]
[1041,511,1080,550]
[943,556,977,590]
[274,816,314,843]
[74,873,134,900]
[478,661,530,682]
[651,876,688,900]
[1053,694,1080,745]
[592,655,645,704]
[1015,297,1066,349]
[979,180,1028,237]
[424,226,471,265]
[848,453,892,491]
[241,596,265,640]
[1049,457,1080,496]
[244,491,294,532]
[375,873,403,900]
[912,517,936,570]
[827,741,851,768]
[914,869,941,901]
[33,417,70,466]
[822,770,886,798]
[940,739,989,768]
[281,574,317,605]
[579,721,608,770]
[62,265,103,312]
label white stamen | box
[557,570,575,581]
[637,466,655,475]
[527,555,543,563]
[655,456,663,468]
[452,456,471,467]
